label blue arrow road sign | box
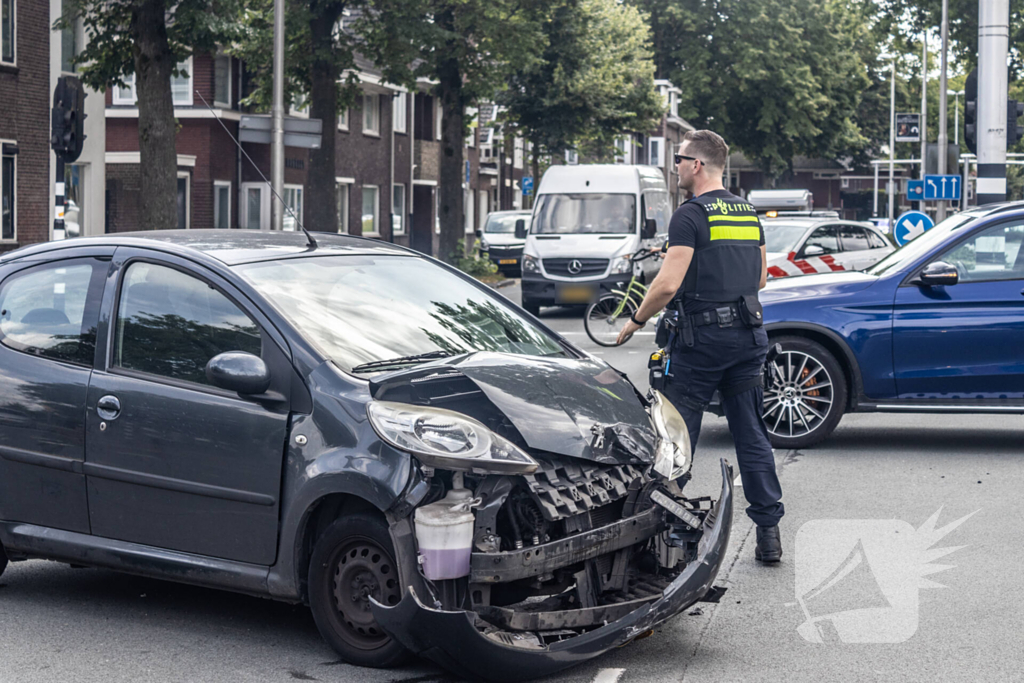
[522,176,534,195]
[893,210,935,246]
[907,180,924,200]
[923,174,961,200]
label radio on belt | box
[651,489,702,529]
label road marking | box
[592,668,626,683]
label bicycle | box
[583,248,661,346]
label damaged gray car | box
[0,231,732,681]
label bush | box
[452,238,499,277]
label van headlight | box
[367,401,539,474]
[612,256,633,274]
[523,254,540,273]
[479,238,490,252]
[649,390,691,480]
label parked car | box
[732,203,1024,448]
[476,209,531,276]
[763,215,894,278]
[0,231,731,681]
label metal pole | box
[937,0,950,221]
[270,0,285,231]
[921,33,928,182]
[977,0,1009,204]
[954,91,960,146]
[873,162,879,216]
[889,59,896,224]
[54,158,66,240]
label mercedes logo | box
[568,259,583,275]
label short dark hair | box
[681,130,729,171]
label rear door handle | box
[96,395,121,420]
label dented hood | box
[369,352,655,465]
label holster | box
[737,294,764,328]
[674,301,695,347]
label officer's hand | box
[617,317,644,345]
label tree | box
[60,0,241,230]
[498,0,664,182]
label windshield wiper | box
[350,350,455,373]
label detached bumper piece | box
[371,459,734,682]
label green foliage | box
[452,239,499,278]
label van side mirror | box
[474,228,482,238]
[642,218,657,239]
[206,351,271,395]
[514,219,527,239]
[918,261,959,287]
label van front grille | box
[542,258,608,277]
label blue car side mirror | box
[918,261,959,287]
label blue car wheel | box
[763,336,847,449]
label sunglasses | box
[675,154,705,166]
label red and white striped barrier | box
[767,252,845,278]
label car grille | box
[523,457,644,521]
[542,258,608,278]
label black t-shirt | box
[667,189,764,314]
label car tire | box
[308,513,410,669]
[522,300,541,317]
[763,335,847,449]
[0,543,7,579]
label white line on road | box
[592,668,626,683]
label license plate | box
[498,259,518,265]
[556,284,597,304]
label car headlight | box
[366,401,539,474]
[523,254,539,273]
[649,390,691,480]
[479,239,490,252]
[612,256,633,274]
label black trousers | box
[663,323,785,527]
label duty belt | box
[690,305,743,328]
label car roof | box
[487,210,531,216]
[0,230,414,267]
[761,217,878,230]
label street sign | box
[923,174,961,201]
[896,113,921,142]
[238,115,323,149]
[907,180,924,200]
[893,210,935,246]
[522,176,534,196]
[465,160,471,184]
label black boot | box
[755,525,782,563]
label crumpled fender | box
[370,459,734,682]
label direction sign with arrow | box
[923,174,961,201]
[893,210,935,246]
[907,180,924,200]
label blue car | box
[746,202,1024,448]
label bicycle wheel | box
[584,294,639,347]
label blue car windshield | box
[867,212,979,276]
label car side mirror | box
[642,218,657,239]
[206,351,271,395]
[474,228,482,237]
[803,244,825,257]
[918,261,959,287]
[514,219,527,239]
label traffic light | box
[50,76,87,162]
[1007,99,1024,149]
[964,68,977,154]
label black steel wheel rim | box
[327,537,402,651]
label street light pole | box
[270,0,285,231]
[950,90,963,146]
[937,0,950,221]
[977,0,1009,205]
[889,57,897,225]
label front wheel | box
[0,543,7,579]
[584,294,638,347]
[522,299,541,317]
[762,336,847,449]
[308,513,410,668]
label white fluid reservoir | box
[414,488,476,581]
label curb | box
[489,279,517,289]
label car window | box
[803,225,840,255]
[938,222,1024,283]
[838,225,870,251]
[0,259,106,365]
[762,221,811,253]
[113,262,262,385]
[485,214,530,234]
[867,230,889,249]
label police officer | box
[617,130,783,563]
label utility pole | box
[889,58,897,225]
[937,0,950,221]
[920,33,928,184]
[977,0,1009,205]
[270,0,285,230]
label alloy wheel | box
[763,349,834,440]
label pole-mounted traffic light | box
[50,76,87,162]
[1007,99,1024,149]
[964,68,978,154]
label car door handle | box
[96,395,121,421]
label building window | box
[214,54,231,107]
[283,185,303,231]
[214,181,231,228]
[336,182,349,233]
[241,183,267,230]
[1,152,14,241]
[363,94,380,135]
[435,98,442,141]
[513,138,523,169]
[113,59,194,106]
[392,183,405,235]
[565,149,579,165]
[648,137,665,167]
[393,92,407,134]
[464,189,475,233]
[289,94,309,118]
[338,108,348,131]
[361,185,378,235]
[1,0,13,64]
[64,164,84,237]
[176,172,190,229]
[60,2,78,74]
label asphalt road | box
[1,281,1021,683]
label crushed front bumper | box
[371,459,734,682]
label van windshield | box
[532,194,636,235]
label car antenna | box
[195,90,317,250]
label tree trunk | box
[131,0,178,230]
[530,141,540,210]
[436,10,464,264]
[306,1,344,233]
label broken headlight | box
[366,401,539,474]
[649,390,692,480]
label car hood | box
[482,233,525,247]
[760,269,878,303]
[369,352,655,466]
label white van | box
[520,165,671,315]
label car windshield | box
[867,211,981,276]
[486,214,530,234]
[236,255,567,373]
[763,222,812,253]
[533,194,636,234]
